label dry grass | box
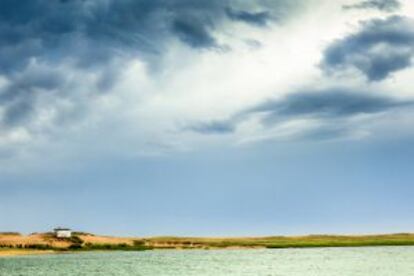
[0,249,54,257]
[1,233,414,252]
[0,233,71,248]
[141,233,414,249]
[78,235,134,246]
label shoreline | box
[2,244,414,258]
[1,233,414,257]
[0,249,55,258]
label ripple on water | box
[1,246,414,276]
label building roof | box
[54,228,71,231]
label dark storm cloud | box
[195,88,413,139]
[343,0,401,12]
[0,0,291,75]
[172,18,217,48]
[0,69,65,127]
[226,8,271,26]
[321,16,414,81]
[0,0,297,129]
[252,88,413,140]
[0,0,83,74]
[252,89,410,122]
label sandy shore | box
[0,249,54,257]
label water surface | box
[1,246,413,275]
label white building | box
[54,228,72,238]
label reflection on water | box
[1,246,413,276]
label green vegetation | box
[80,241,151,251]
[55,235,152,252]
[0,244,52,250]
[263,234,414,249]
[0,232,21,236]
[143,233,414,249]
[72,232,95,236]
[2,233,414,255]
[68,235,83,245]
[0,234,151,253]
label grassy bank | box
[0,233,152,256]
[0,242,151,257]
[70,240,151,251]
[141,233,414,249]
[0,249,55,257]
[1,233,414,256]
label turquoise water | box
[1,246,413,275]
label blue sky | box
[0,0,414,236]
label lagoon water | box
[1,246,413,276]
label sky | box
[0,0,414,236]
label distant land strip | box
[1,232,414,256]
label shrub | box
[25,244,52,250]
[82,242,152,251]
[0,232,21,236]
[68,235,83,245]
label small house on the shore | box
[54,228,72,238]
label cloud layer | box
[0,0,299,159]
[321,16,414,81]
[0,0,295,74]
[343,0,401,12]
[251,89,411,119]
[190,88,413,142]
[0,0,413,169]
